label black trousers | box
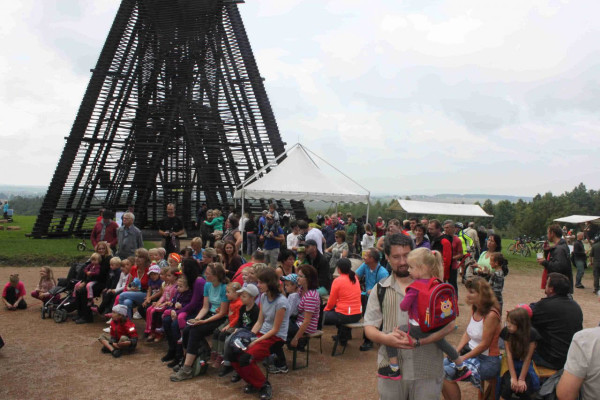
[3,286,27,309]
[323,311,361,343]
[182,316,227,359]
[75,283,104,321]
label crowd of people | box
[4,204,600,400]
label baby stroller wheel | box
[77,243,86,252]
[54,309,67,323]
[41,306,46,319]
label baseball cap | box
[237,284,259,298]
[148,265,161,274]
[304,239,318,247]
[112,304,128,317]
[280,273,298,285]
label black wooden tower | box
[33,0,303,238]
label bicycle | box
[77,235,88,252]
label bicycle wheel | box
[77,243,86,252]
[521,246,531,257]
[508,243,517,254]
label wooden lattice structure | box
[33,0,304,238]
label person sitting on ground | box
[323,258,362,348]
[230,268,289,400]
[556,325,600,400]
[170,262,229,381]
[442,277,502,398]
[30,266,56,303]
[218,284,260,378]
[275,249,296,280]
[98,304,138,358]
[326,230,349,273]
[280,274,300,321]
[211,281,243,368]
[382,248,469,381]
[145,266,178,342]
[530,272,583,370]
[355,248,389,352]
[499,306,540,400]
[2,274,27,310]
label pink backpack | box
[408,277,458,332]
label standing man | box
[196,203,208,229]
[364,233,453,399]
[572,232,587,289]
[537,224,573,293]
[591,238,600,295]
[464,222,481,259]
[116,212,143,259]
[345,216,358,254]
[91,210,119,252]
[323,216,343,248]
[429,220,453,284]
[306,223,325,254]
[158,203,185,257]
[355,248,389,351]
[260,213,284,269]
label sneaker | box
[219,365,234,377]
[231,373,241,383]
[576,284,585,289]
[101,346,112,354]
[192,358,208,377]
[377,365,402,380]
[161,351,175,362]
[154,327,164,335]
[167,358,181,368]
[153,334,163,343]
[452,366,472,382]
[133,311,142,320]
[243,384,258,394]
[267,364,288,374]
[360,340,374,351]
[103,327,111,333]
[112,349,122,358]
[170,365,193,382]
[259,382,273,400]
[105,318,112,325]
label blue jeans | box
[575,260,585,286]
[444,353,500,383]
[118,291,146,318]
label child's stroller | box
[42,261,88,323]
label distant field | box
[0,215,155,266]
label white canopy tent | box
[388,199,493,217]
[233,143,371,229]
[553,215,600,225]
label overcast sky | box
[1,1,599,197]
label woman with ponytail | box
[323,258,363,346]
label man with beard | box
[364,234,453,400]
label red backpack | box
[408,277,458,332]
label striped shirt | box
[296,289,321,334]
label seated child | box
[2,274,27,310]
[191,237,203,262]
[149,248,168,269]
[145,266,178,342]
[280,274,300,322]
[219,284,260,377]
[168,253,182,270]
[499,306,540,400]
[180,247,194,261]
[380,248,469,381]
[294,247,306,268]
[97,257,122,315]
[98,304,138,358]
[488,252,507,311]
[165,275,193,332]
[211,282,243,366]
[30,266,56,302]
[141,264,164,316]
[74,252,102,306]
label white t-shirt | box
[287,233,299,250]
[306,228,324,253]
[564,327,600,400]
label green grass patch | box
[501,238,541,274]
[0,215,155,266]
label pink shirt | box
[3,282,26,298]
[296,289,321,334]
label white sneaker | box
[133,311,142,320]
[106,318,112,325]
[103,327,110,333]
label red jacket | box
[91,221,119,248]
[110,318,138,340]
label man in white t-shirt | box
[287,221,300,251]
[305,223,325,254]
[556,326,600,400]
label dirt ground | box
[1,266,599,400]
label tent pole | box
[366,198,370,225]
[240,191,245,241]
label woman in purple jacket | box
[162,259,206,367]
